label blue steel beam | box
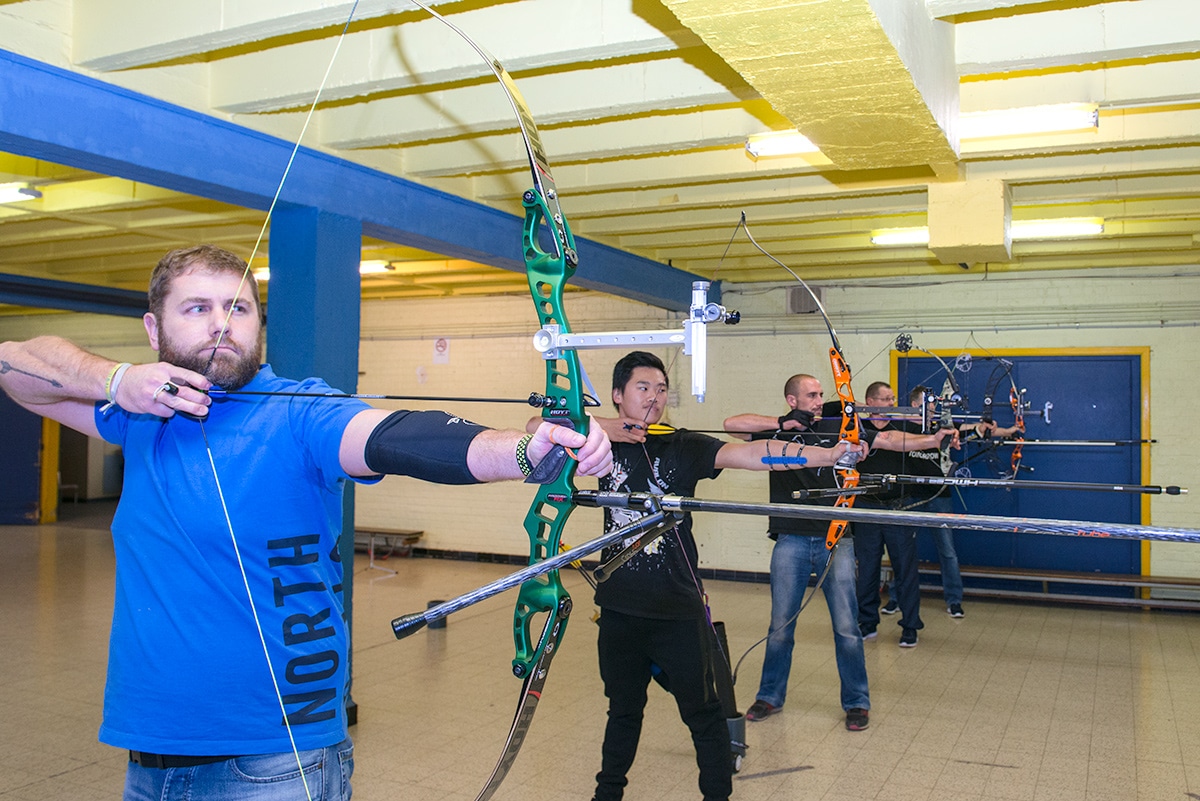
[0,273,147,317]
[0,49,711,311]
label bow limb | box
[824,345,861,549]
[1009,383,1027,477]
[894,334,964,476]
[735,214,861,550]
[404,3,584,798]
[980,358,1027,478]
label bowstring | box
[712,212,863,685]
[196,5,362,798]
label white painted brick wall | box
[3,268,1196,578]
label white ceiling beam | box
[319,59,740,148]
[73,0,460,70]
[477,169,926,217]
[957,0,1200,75]
[965,146,1200,185]
[573,194,927,237]
[211,0,676,113]
[960,106,1200,155]
[399,105,783,177]
[460,131,1200,211]
[925,0,1090,20]
[961,59,1200,111]
[430,149,812,201]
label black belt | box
[129,751,235,769]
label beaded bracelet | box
[515,434,534,477]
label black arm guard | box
[364,410,489,485]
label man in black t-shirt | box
[856,382,959,647]
[586,352,861,801]
[878,385,1017,619]
[724,374,952,730]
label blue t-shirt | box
[94,365,373,755]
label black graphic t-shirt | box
[594,430,724,620]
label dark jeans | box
[595,609,731,801]
[855,505,923,632]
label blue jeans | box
[922,494,964,606]
[124,739,354,801]
[754,534,869,711]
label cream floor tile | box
[3,505,1200,801]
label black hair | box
[611,351,668,407]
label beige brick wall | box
[3,267,1196,580]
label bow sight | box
[531,280,739,403]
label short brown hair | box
[147,245,261,320]
[783,373,817,399]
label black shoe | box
[746,700,779,721]
[881,598,899,615]
[948,603,965,618]
[899,628,918,647]
[859,624,877,640]
[845,708,869,730]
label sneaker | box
[881,598,899,615]
[947,603,965,618]
[859,625,877,640]
[899,628,918,647]
[845,708,869,731]
[745,700,779,721]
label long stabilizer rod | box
[391,507,676,639]
[391,490,1200,637]
[571,491,1200,544]
[869,474,1185,495]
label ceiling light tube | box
[1011,218,1104,240]
[870,227,930,246]
[0,182,42,203]
[253,261,397,282]
[358,260,393,274]
[959,103,1099,139]
[745,130,821,158]
[870,218,1105,247]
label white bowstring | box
[201,433,313,798]
[207,3,361,361]
[198,5,362,798]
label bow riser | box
[825,345,861,549]
[513,188,586,676]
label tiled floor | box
[2,504,1199,800]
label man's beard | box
[158,328,264,391]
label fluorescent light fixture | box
[870,227,930,246]
[358,260,393,274]
[871,218,1104,246]
[959,103,1098,140]
[254,261,396,282]
[0,182,42,203]
[1010,217,1104,240]
[745,130,820,158]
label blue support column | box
[266,204,364,724]
[265,205,362,390]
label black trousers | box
[594,609,732,801]
[855,511,924,632]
